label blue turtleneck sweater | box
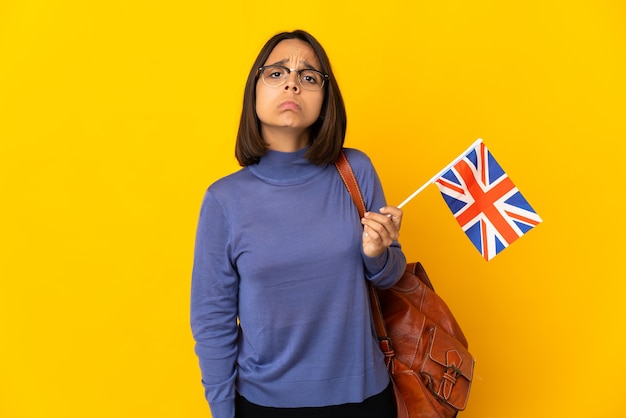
[190,147,406,418]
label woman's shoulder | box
[198,168,254,216]
[205,167,251,196]
[342,148,375,172]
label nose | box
[283,70,299,92]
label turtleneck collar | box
[247,147,326,186]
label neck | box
[262,127,310,152]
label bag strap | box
[334,151,391,344]
[335,151,367,218]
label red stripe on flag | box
[479,143,487,186]
[435,178,465,196]
[504,210,541,226]
[453,159,520,245]
[480,219,489,260]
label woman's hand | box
[361,206,403,258]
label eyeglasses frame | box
[258,65,329,91]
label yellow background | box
[1,1,625,417]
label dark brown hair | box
[235,30,347,166]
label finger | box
[362,218,396,244]
[378,206,403,228]
[379,206,402,221]
[364,211,395,225]
[362,218,396,241]
[363,212,399,239]
[362,227,387,258]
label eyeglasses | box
[258,65,328,91]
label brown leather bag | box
[336,152,475,418]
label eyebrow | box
[266,58,320,72]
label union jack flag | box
[435,141,542,260]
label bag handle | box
[334,152,391,344]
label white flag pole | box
[397,138,483,209]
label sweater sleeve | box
[190,190,239,418]
[363,244,405,289]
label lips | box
[279,100,300,110]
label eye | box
[265,66,288,79]
[301,70,323,86]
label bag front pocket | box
[420,326,474,410]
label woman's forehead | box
[265,39,320,68]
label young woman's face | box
[255,39,325,145]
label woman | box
[191,30,406,418]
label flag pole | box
[397,138,483,209]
